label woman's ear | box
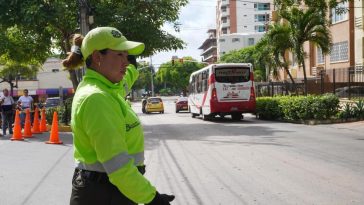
[91,51,102,68]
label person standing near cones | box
[17,89,33,128]
[1,88,15,136]
[63,27,175,205]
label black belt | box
[75,165,146,183]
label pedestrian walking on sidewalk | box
[1,89,15,136]
[63,27,175,205]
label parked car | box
[44,97,61,108]
[175,97,188,113]
[145,97,164,114]
[335,86,364,98]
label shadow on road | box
[143,120,293,151]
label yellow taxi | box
[145,97,164,114]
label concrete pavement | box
[0,133,74,205]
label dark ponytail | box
[62,34,84,69]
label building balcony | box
[221,10,230,17]
[221,0,229,6]
[221,21,230,28]
[201,46,217,56]
[203,54,218,62]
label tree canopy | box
[155,57,204,95]
[0,0,188,88]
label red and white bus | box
[188,63,256,120]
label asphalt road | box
[0,96,363,205]
[138,97,364,205]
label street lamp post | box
[150,56,154,97]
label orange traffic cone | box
[23,109,33,138]
[32,107,42,134]
[46,111,62,144]
[40,108,47,132]
[11,110,24,141]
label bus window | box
[197,73,202,93]
[202,71,208,92]
[215,67,250,83]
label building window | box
[254,25,265,32]
[254,3,270,11]
[244,26,247,28]
[331,2,348,24]
[248,38,255,46]
[232,38,240,42]
[255,14,269,22]
[317,47,325,64]
[219,38,226,42]
[221,6,227,12]
[222,17,227,23]
[330,41,348,62]
[222,28,228,34]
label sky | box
[142,0,217,68]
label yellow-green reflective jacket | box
[121,65,144,166]
[71,68,156,203]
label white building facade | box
[0,58,74,101]
[216,0,272,58]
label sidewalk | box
[0,132,74,205]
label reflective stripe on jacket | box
[71,68,156,204]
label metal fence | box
[256,67,364,99]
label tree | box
[254,37,281,81]
[281,7,331,95]
[264,23,296,84]
[0,0,188,89]
[155,57,204,95]
[133,62,153,92]
[0,26,50,95]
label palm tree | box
[254,37,280,81]
[266,23,296,85]
[281,7,332,95]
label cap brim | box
[114,41,145,55]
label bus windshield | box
[215,67,250,83]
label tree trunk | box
[301,56,308,96]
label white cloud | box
[142,0,217,68]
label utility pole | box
[79,0,93,77]
[150,56,155,97]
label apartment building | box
[199,29,218,64]
[354,0,364,82]
[216,0,272,58]
[275,1,362,84]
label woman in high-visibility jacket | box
[63,27,174,205]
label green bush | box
[256,97,283,120]
[256,94,340,121]
[338,103,354,120]
[45,97,73,125]
[352,99,364,119]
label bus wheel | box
[231,113,242,121]
[191,113,198,118]
[202,114,211,121]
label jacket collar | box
[83,69,123,90]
